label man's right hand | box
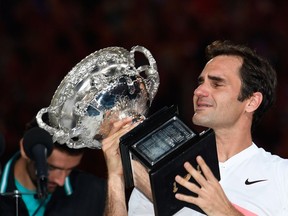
[101,117,137,216]
[101,117,135,176]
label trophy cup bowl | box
[36,46,159,149]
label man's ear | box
[245,92,263,113]
[19,138,29,160]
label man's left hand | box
[175,156,243,216]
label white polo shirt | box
[128,144,288,215]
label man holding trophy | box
[22,39,288,215]
[102,40,288,216]
[33,42,216,215]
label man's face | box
[27,148,83,193]
[192,55,247,130]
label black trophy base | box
[149,129,219,216]
[120,105,220,216]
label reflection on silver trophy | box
[36,46,160,149]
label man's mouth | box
[47,182,57,191]
[195,102,212,110]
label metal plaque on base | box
[120,105,220,215]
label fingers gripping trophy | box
[36,46,160,149]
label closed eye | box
[211,81,224,88]
[208,75,225,88]
[197,75,226,88]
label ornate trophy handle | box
[130,46,159,105]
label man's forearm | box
[104,174,127,216]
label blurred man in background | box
[0,115,106,216]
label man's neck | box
[14,158,36,191]
[215,128,253,162]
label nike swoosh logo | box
[245,178,267,185]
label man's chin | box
[192,116,210,128]
[47,184,57,193]
[192,115,202,126]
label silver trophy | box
[36,46,159,149]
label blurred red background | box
[1,0,288,178]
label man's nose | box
[53,170,67,186]
[194,83,209,97]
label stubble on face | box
[192,105,215,128]
[192,56,243,129]
[26,160,56,194]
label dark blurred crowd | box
[1,0,288,176]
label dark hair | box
[24,113,86,156]
[205,40,277,130]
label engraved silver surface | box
[36,46,159,149]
